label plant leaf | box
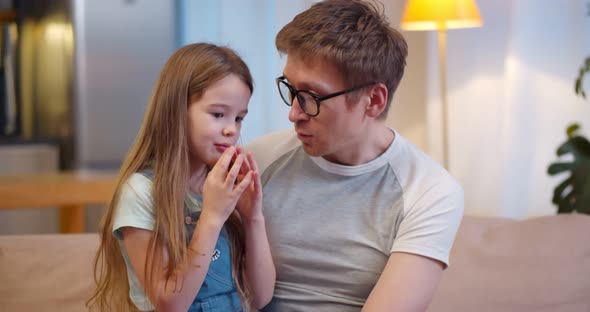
[552,176,572,204]
[549,128,590,215]
[548,162,574,175]
[574,58,590,99]
[566,123,580,137]
[557,191,575,213]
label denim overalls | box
[141,172,242,312]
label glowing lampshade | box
[401,0,483,31]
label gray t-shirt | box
[246,129,464,312]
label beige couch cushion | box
[430,214,590,312]
[0,215,589,311]
[0,233,99,312]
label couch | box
[1,214,589,311]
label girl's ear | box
[365,83,388,118]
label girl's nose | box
[223,124,237,136]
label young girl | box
[88,43,275,312]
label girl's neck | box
[188,163,208,194]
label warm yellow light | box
[401,0,483,31]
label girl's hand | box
[201,146,253,227]
[235,148,263,222]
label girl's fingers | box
[238,159,250,176]
[226,154,244,186]
[233,171,253,195]
[245,152,261,191]
[253,169,261,195]
[246,152,259,172]
[235,146,251,175]
[211,146,236,177]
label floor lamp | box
[401,0,482,169]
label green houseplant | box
[547,58,590,215]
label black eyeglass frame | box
[276,76,375,117]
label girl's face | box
[187,74,251,169]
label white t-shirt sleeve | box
[390,181,464,267]
[112,173,156,239]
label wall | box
[384,0,429,151]
[433,0,590,218]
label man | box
[246,1,464,311]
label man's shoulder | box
[245,129,301,173]
[390,133,462,197]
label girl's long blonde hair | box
[87,43,254,311]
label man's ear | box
[365,83,388,118]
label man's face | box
[282,55,368,165]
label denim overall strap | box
[185,206,242,312]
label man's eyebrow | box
[281,74,323,94]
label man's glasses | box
[276,76,374,117]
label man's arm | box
[362,252,444,312]
[363,174,464,311]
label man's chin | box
[301,144,323,157]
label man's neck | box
[322,123,394,166]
